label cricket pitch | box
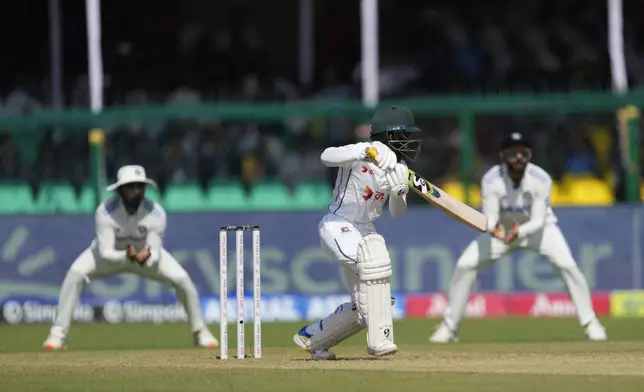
[1,318,642,391]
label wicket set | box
[219,225,261,360]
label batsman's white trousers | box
[49,247,206,337]
[443,224,598,330]
[296,214,382,351]
[318,213,378,296]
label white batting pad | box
[356,234,395,351]
[308,302,366,351]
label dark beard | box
[123,196,143,212]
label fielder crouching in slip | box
[43,165,218,350]
[430,133,607,343]
[293,106,423,360]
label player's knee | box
[339,301,365,324]
[355,234,392,317]
[353,293,396,321]
[455,255,479,270]
[65,269,87,285]
[356,234,392,281]
[172,275,197,293]
[556,259,585,276]
[454,241,483,270]
[549,254,579,270]
[355,291,367,319]
[325,240,358,264]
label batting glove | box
[386,163,409,196]
[370,141,397,172]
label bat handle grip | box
[365,147,378,160]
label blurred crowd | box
[0,0,641,199]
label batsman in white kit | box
[43,165,218,350]
[429,133,607,343]
[293,105,422,360]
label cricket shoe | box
[367,343,398,357]
[43,334,66,351]
[293,326,336,360]
[194,328,219,348]
[585,320,607,341]
[429,323,459,343]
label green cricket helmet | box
[370,105,423,161]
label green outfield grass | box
[1,318,643,391]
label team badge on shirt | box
[362,186,384,201]
[363,186,374,200]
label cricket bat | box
[365,147,487,232]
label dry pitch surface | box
[1,318,643,392]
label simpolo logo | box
[102,300,187,324]
[1,301,94,324]
[103,300,125,324]
[2,301,23,324]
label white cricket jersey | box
[323,142,403,224]
[92,197,167,262]
[481,163,557,237]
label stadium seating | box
[438,177,614,207]
[77,186,100,213]
[37,183,77,213]
[561,175,614,205]
[162,184,208,211]
[207,181,249,210]
[0,177,622,214]
[248,181,293,210]
[549,183,571,206]
[0,183,37,213]
[292,182,333,210]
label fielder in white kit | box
[293,105,423,360]
[430,133,607,343]
[43,165,218,350]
